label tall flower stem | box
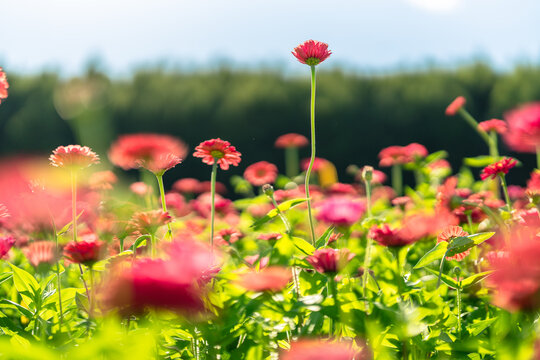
[458,108,491,146]
[210,162,218,250]
[304,65,317,244]
[392,164,402,196]
[328,275,340,336]
[499,174,512,212]
[536,145,540,170]
[156,174,172,240]
[362,175,373,296]
[50,219,64,332]
[456,275,462,338]
[150,233,157,259]
[285,147,299,179]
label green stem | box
[536,145,540,170]
[362,237,373,297]
[270,194,292,235]
[150,233,157,259]
[365,179,372,218]
[499,174,512,212]
[328,275,340,336]
[457,277,462,338]
[71,170,78,243]
[458,108,491,146]
[285,147,299,179]
[210,162,218,250]
[392,164,402,196]
[89,267,94,317]
[156,174,173,240]
[304,65,317,244]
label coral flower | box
[193,138,242,170]
[0,204,9,218]
[108,133,188,170]
[130,182,151,196]
[378,146,410,167]
[437,225,469,261]
[301,157,328,172]
[172,178,201,194]
[527,170,540,193]
[23,241,58,268]
[0,236,15,259]
[369,224,414,248]
[306,248,355,274]
[478,119,507,134]
[63,240,106,266]
[275,133,309,148]
[281,339,365,360]
[503,102,540,153]
[0,68,8,104]
[165,192,191,217]
[243,161,278,186]
[238,266,291,292]
[405,143,428,159]
[445,96,466,116]
[49,145,100,169]
[292,40,332,66]
[480,157,517,180]
[89,170,118,191]
[316,197,365,227]
[129,210,172,235]
[257,233,283,241]
[213,228,243,245]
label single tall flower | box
[243,161,278,187]
[437,225,469,261]
[480,157,517,181]
[292,40,332,66]
[49,145,100,169]
[445,96,466,116]
[0,68,9,104]
[64,239,107,267]
[478,119,507,134]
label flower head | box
[306,248,355,274]
[480,157,517,180]
[275,133,309,148]
[23,241,58,268]
[238,266,291,292]
[281,339,366,360]
[369,224,414,248]
[0,236,15,259]
[243,161,278,186]
[292,40,332,66]
[445,96,466,116]
[64,240,106,266]
[316,197,365,227]
[108,133,188,171]
[257,233,283,241]
[130,182,152,196]
[0,68,9,104]
[503,102,540,153]
[89,170,118,191]
[172,178,201,194]
[129,210,172,235]
[213,228,243,245]
[193,138,242,170]
[378,143,426,167]
[478,119,507,134]
[437,225,469,261]
[49,145,100,169]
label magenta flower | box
[316,196,365,227]
[292,40,332,66]
[306,248,355,274]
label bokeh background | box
[1,0,539,189]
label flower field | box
[0,41,540,359]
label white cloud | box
[404,0,462,13]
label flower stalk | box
[304,65,317,244]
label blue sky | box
[1,0,539,75]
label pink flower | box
[292,40,332,66]
[89,171,117,191]
[306,248,355,274]
[478,119,507,134]
[405,143,428,158]
[165,192,191,217]
[193,138,242,170]
[130,182,152,196]
[238,266,291,292]
[527,170,540,193]
[64,240,107,266]
[300,157,329,172]
[369,224,415,248]
[213,228,243,245]
[0,204,9,219]
[437,225,469,261]
[0,236,15,259]
[136,153,182,175]
[244,255,269,269]
[49,145,100,169]
[275,133,309,148]
[191,193,235,218]
[316,197,365,227]
[445,96,466,116]
[243,161,278,186]
[503,102,540,153]
[378,146,410,167]
[257,233,283,241]
[0,68,9,104]
[281,339,366,360]
[129,210,172,235]
[23,241,58,267]
[480,157,517,180]
[172,178,201,194]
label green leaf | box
[250,198,306,228]
[0,272,12,286]
[468,318,497,337]
[425,267,459,288]
[291,236,315,256]
[446,237,474,257]
[468,232,495,246]
[56,210,85,236]
[75,292,89,313]
[413,242,448,269]
[315,226,334,249]
[9,264,40,300]
[130,235,150,251]
[425,150,448,164]
[463,156,501,168]
[460,271,494,288]
[0,299,34,318]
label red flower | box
[213,228,243,245]
[0,68,9,104]
[172,178,201,194]
[445,96,466,116]
[190,193,235,218]
[369,224,415,248]
[503,102,540,153]
[306,248,355,274]
[49,145,100,169]
[316,197,365,227]
[281,339,366,360]
[405,143,428,158]
[0,236,15,259]
[292,40,332,66]
[108,133,188,171]
[64,240,106,266]
[130,182,152,196]
[23,241,58,267]
[378,146,411,167]
[129,210,172,235]
[480,157,517,180]
[301,157,329,172]
[243,161,278,186]
[193,138,242,170]
[89,170,117,191]
[244,255,269,269]
[437,225,469,261]
[257,233,283,241]
[326,183,357,196]
[238,266,291,292]
[275,133,309,148]
[165,192,191,217]
[0,204,9,219]
[478,119,507,134]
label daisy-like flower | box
[369,224,414,248]
[378,146,411,167]
[0,68,8,104]
[64,240,106,266]
[281,339,365,360]
[503,102,540,153]
[193,138,242,170]
[172,178,201,194]
[0,236,15,259]
[238,266,291,292]
[306,248,355,274]
[437,225,469,261]
[478,119,507,134]
[316,197,365,227]
[243,161,278,186]
[89,170,118,191]
[108,133,188,171]
[292,40,332,66]
[257,233,282,241]
[23,241,58,268]
[445,96,466,116]
[49,145,100,169]
[275,133,309,148]
[213,228,243,245]
[480,157,517,180]
[129,210,172,235]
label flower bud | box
[262,184,274,197]
[361,166,374,182]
